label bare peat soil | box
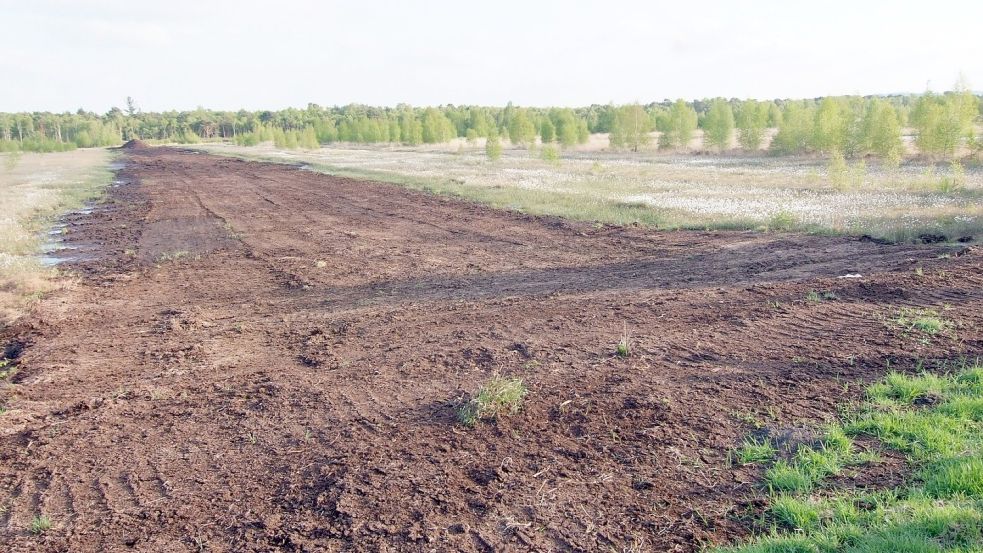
[1,147,980,552]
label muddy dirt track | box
[1,147,981,552]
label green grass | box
[30,514,52,534]
[717,360,983,552]
[156,250,192,263]
[458,376,528,427]
[893,308,953,336]
[765,460,815,493]
[806,290,838,303]
[737,438,778,465]
[0,359,16,380]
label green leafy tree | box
[736,100,769,150]
[540,143,560,164]
[862,99,903,161]
[299,125,319,149]
[540,118,556,143]
[812,97,847,153]
[508,109,537,147]
[399,111,423,146]
[549,108,585,146]
[485,132,502,161]
[702,99,734,150]
[609,104,651,152]
[421,108,455,143]
[767,102,783,127]
[911,82,979,158]
[576,119,590,144]
[657,100,698,149]
[771,101,816,154]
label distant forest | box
[2,89,980,160]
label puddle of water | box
[36,201,101,266]
[108,161,126,170]
[39,242,78,254]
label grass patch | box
[806,290,838,303]
[30,514,52,534]
[458,376,528,427]
[736,438,777,465]
[156,250,192,263]
[717,360,983,552]
[892,307,953,336]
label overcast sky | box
[3,0,982,113]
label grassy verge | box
[190,144,981,243]
[0,149,114,326]
[718,360,983,552]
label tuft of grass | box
[806,290,838,303]
[922,456,983,498]
[769,495,820,531]
[458,376,528,427]
[767,211,797,232]
[30,514,52,534]
[156,250,191,263]
[736,438,777,465]
[616,322,632,357]
[892,307,952,336]
[0,359,16,380]
[867,371,946,404]
[765,460,814,494]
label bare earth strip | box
[0,147,980,552]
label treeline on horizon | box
[1,88,980,160]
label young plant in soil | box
[30,514,52,534]
[616,322,632,357]
[458,376,528,427]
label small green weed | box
[458,376,528,427]
[806,290,838,303]
[768,211,797,231]
[616,322,631,357]
[893,307,951,336]
[30,514,52,534]
[156,250,192,263]
[0,359,16,380]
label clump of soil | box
[120,139,150,150]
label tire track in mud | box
[0,147,979,552]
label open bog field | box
[0,149,113,325]
[0,144,980,552]
[194,142,983,244]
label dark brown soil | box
[1,147,981,552]
[120,139,150,150]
